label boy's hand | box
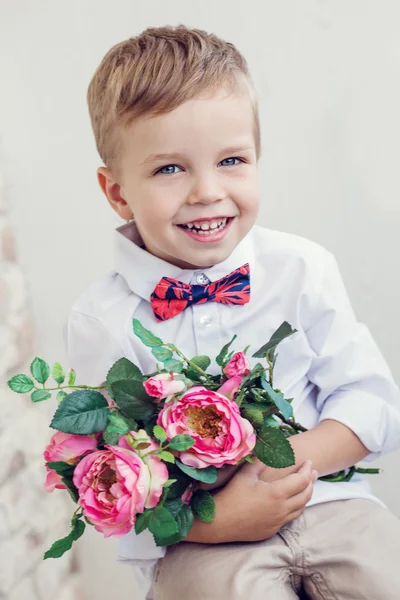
[184,460,316,544]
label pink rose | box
[223,352,251,378]
[218,375,243,401]
[143,373,186,400]
[73,439,168,537]
[44,431,98,464]
[44,431,98,493]
[157,386,256,469]
[119,429,169,508]
[44,465,66,492]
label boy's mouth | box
[178,217,230,235]
[177,217,233,243]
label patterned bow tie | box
[151,264,251,322]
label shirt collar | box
[114,221,255,301]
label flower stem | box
[35,384,106,392]
[165,344,209,378]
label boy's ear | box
[97,167,133,220]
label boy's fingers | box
[283,507,306,525]
[286,480,314,513]
[271,462,313,497]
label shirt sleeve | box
[65,309,125,386]
[305,251,400,461]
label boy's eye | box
[219,157,243,167]
[155,164,182,175]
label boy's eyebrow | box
[140,145,254,166]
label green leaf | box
[148,507,179,539]
[190,356,211,371]
[30,357,50,384]
[52,362,66,385]
[46,461,75,476]
[152,346,173,363]
[134,510,153,535]
[50,390,109,434]
[242,407,264,429]
[263,415,280,428]
[164,479,177,488]
[176,460,217,484]
[108,412,131,433]
[57,391,68,404]
[185,368,205,382]
[216,335,237,367]
[261,378,293,420]
[103,428,122,446]
[31,389,52,403]
[244,455,254,463]
[111,380,155,420]
[61,476,79,502]
[163,358,183,373]
[254,426,295,468]
[174,503,193,538]
[106,358,143,399]
[190,490,215,523]
[158,451,175,464]
[153,425,167,443]
[132,318,163,348]
[252,322,297,359]
[44,519,85,559]
[7,374,35,394]
[67,369,76,387]
[169,435,195,452]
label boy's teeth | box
[181,218,229,233]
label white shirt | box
[66,222,400,599]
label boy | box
[67,25,400,599]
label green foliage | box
[168,435,195,451]
[190,356,211,371]
[7,374,35,394]
[163,358,183,372]
[133,318,163,347]
[67,369,76,387]
[57,391,68,404]
[106,358,143,399]
[30,357,50,384]
[190,490,215,523]
[148,507,179,546]
[252,322,297,359]
[31,389,52,403]
[44,518,85,559]
[216,335,237,367]
[51,390,109,434]
[52,362,66,384]
[134,510,153,535]
[254,426,295,468]
[261,378,293,420]
[242,407,264,429]
[176,460,217,484]
[151,347,173,363]
[158,451,176,464]
[111,380,155,420]
[153,425,167,443]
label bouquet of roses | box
[8,319,377,559]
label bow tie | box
[151,264,251,322]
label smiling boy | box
[67,25,400,600]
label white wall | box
[1,1,399,598]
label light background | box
[1,1,399,598]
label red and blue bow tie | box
[150,264,250,322]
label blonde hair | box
[87,25,260,174]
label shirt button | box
[199,314,212,327]
[196,273,210,285]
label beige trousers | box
[153,499,400,600]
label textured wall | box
[0,174,83,600]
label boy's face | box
[99,86,260,269]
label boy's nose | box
[186,175,225,205]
